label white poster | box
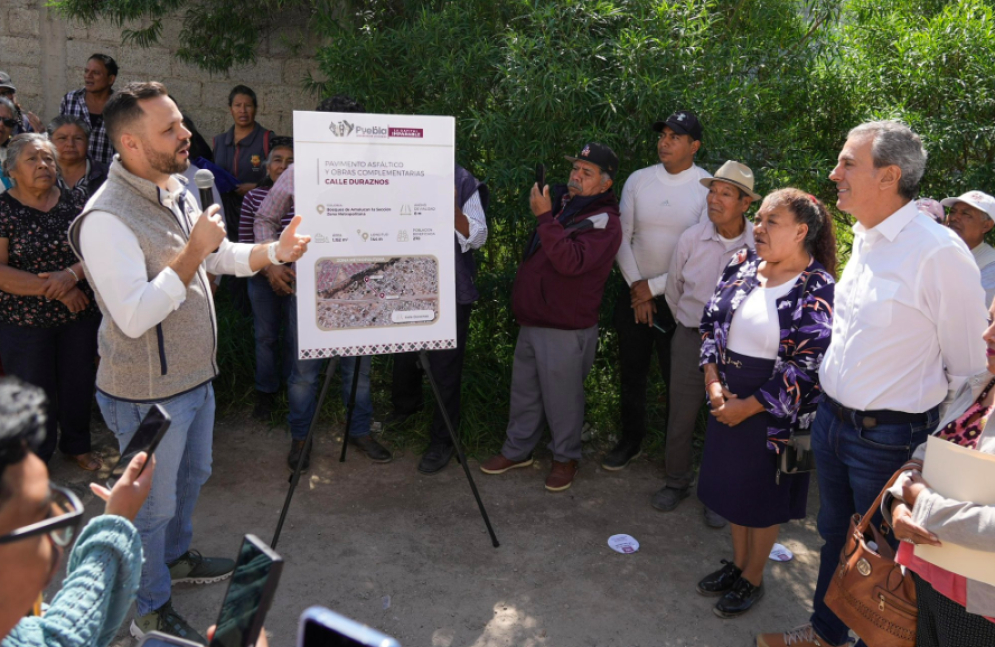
[293,111,456,358]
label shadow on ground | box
[47,413,824,647]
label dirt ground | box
[47,412,826,647]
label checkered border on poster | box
[300,338,457,359]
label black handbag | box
[776,270,817,484]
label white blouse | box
[726,275,800,360]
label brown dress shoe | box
[756,624,842,647]
[545,460,578,492]
[479,454,533,474]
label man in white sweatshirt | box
[604,111,711,478]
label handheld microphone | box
[193,168,222,253]
[193,168,216,211]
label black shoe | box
[252,391,276,422]
[651,485,690,511]
[417,444,454,474]
[350,435,393,463]
[601,440,641,471]
[287,439,310,472]
[383,409,420,430]
[696,559,743,597]
[713,577,764,618]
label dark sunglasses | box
[0,118,17,128]
[0,485,84,548]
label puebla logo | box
[329,120,355,137]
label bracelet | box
[65,267,80,283]
[706,379,721,389]
[267,242,285,265]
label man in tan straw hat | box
[651,160,759,526]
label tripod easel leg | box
[339,358,362,462]
[271,356,339,550]
[419,349,500,548]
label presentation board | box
[293,111,456,358]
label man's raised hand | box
[276,215,311,263]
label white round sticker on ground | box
[769,543,794,562]
[608,534,640,554]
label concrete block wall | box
[0,0,324,142]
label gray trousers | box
[501,325,599,463]
[665,324,707,488]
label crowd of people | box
[0,52,994,647]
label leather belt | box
[823,396,931,429]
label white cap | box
[940,190,995,221]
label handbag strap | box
[856,459,925,534]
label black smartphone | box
[298,607,401,647]
[535,163,546,190]
[210,534,284,647]
[107,404,170,487]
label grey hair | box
[2,133,58,178]
[46,114,91,140]
[0,96,14,118]
[848,120,927,201]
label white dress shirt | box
[78,175,256,339]
[616,164,711,296]
[456,191,487,252]
[819,201,988,413]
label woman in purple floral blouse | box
[694,188,836,619]
[0,133,101,470]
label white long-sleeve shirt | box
[819,201,988,413]
[456,191,487,252]
[78,175,256,339]
[615,163,711,296]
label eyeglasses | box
[0,118,17,128]
[0,485,84,547]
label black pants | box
[915,573,995,646]
[0,315,100,461]
[391,303,472,447]
[614,288,675,447]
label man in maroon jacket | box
[481,143,623,492]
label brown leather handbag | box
[824,461,922,647]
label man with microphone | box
[67,81,310,642]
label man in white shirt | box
[941,190,995,306]
[758,121,987,647]
[67,81,310,642]
[603,110,711,471]
[655,161,758,526]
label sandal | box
[70,452,103,472]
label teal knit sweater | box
[3,515,143,647]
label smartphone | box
[298,606,401,647]
[107,404,170,487]
[210,534,284,647]
[535,163,546,190]
[138,632,203,647]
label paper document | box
[915,435,995,585]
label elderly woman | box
[0,98,17,193]
[883,297,995,645]
[47,115,108,197]
[237,136,295,420]
[695,188,836,618]
[213,85,276,198]
[0,378,153,647]
[0,134,102,470]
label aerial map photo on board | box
[314,256,440,331]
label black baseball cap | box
[652,110,703,141]
[0,72,15,92]
[564,142,619,179]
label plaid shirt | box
[59,88,115,166]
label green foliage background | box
[54,0,995,455]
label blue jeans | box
[247,274,293,393]
[96,384,216,616]
[809,399,937,646]
[287,296,371,440]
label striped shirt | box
[240,185,294,243]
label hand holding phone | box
[211,535,283,647]
[89,451,155,521]
[107,404,170,488]
[535,163,546,191]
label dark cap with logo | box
[564,142,619,179]
[0,72,15,92]
[652,110,702,141]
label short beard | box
[141,138,190,175]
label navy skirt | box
[697,350,809,528]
